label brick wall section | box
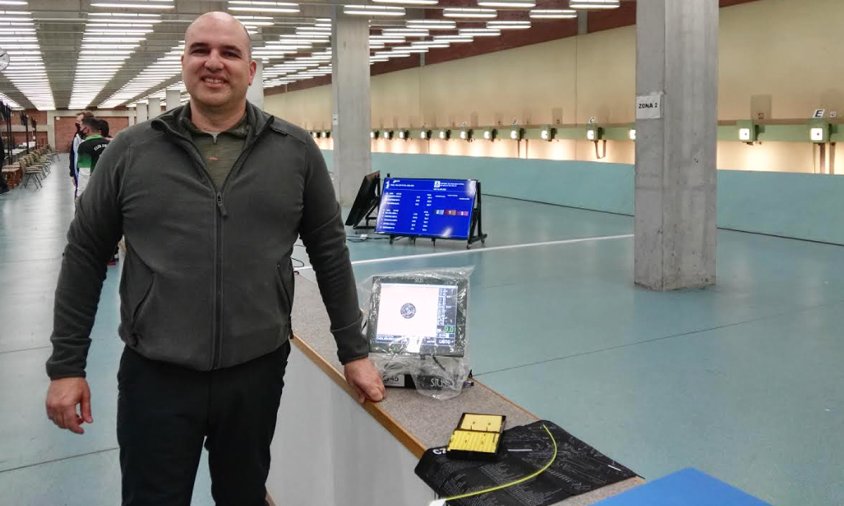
[102,116,130,137]
[54,116,78,152]
[11,132,47,147]
[25,109,47,124]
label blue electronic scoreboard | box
[375,178,477,240]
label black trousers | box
[117,341,291,506]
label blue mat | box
[594,468,771,506]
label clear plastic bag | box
[361,267,473,400]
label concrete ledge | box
[283,275,644,504]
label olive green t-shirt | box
[181,112,249,190]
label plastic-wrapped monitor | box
[367,273,468,358]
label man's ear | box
[248,60,257,86]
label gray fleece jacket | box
[46,103,367,379]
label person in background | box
[68,111,93,195]
[44,11,385,506]
[74,116,109,198]
[97,118,111,141]
[75,116,117,265]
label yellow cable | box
[441,423,558,504]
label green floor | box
[2,157,843,505]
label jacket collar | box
[152,101,274,143]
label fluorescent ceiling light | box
[406,19,455,29]
[80,50,135,54]
[410,41,449,48]
[487,20,531,29]
[235,16,273,26]
[382,28,428,36]
[443,8,497,18]
[82,37,145,43]
[227,0,298,6]
[458,28,501,36]
[279,33,328,39]
[478,0,535,7]
[234,15,272,20]
[91,2,175,9]
[371,0,437,4]
[229,6,300,14]
[529,9,577,19]
[568,0,620,9]
[373,50,410,57]
[370,34,405,41]
[82,43,138,49]
[296,27,331,33]
[343,5,406,16]
[87,29,152,34]
[78,55,131,60]
[433,35,474,42]
[86,18,161,24]
[90,12,160,16]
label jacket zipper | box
[214,191,224,368]
[208,125,267,368]
[157,113,273,369]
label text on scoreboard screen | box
[375,178,477,239]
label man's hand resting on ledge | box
[344,357,386,403]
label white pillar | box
[147,98,161,118]
[166,89,181,111]
[331,10,371,206]
[247,60,264,109]
[634,0,718,290]
[136,102,148,124]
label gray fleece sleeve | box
[46,135,126,379]
[298,137,369,365]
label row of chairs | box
[1,146,57,189]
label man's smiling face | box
[181,13,256,113]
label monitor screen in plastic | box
[368,280,466,357]
[375,178,477,240]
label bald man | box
[45,12,384,505]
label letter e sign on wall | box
[636,93,663,120]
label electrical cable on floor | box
[429,424,558,506]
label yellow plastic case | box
[446,413,506,461]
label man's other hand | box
[343,358,386,404]
[45,377,93,434]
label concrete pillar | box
[247,60,264,109]
[46,110,55,148]
[577,11,588,35]
[166,89,181,111]
[147,98,161,118]
[331,10,371,206]
[634,0,718,290]
[136,102,148,124]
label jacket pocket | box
[132,274,155,325]
[119,252,155,330]
[275,260,293,314]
